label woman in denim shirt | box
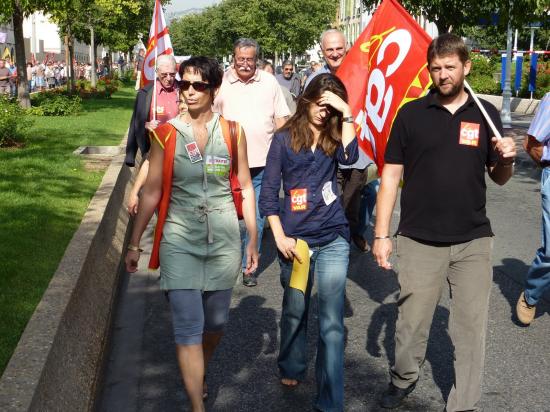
[259,73,358,412]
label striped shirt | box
[529,93,550,161]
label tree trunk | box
[12,2,31,108]
[435,19,451,35]
[65,34,70,93]
[68,31,76,94]
[93,44,98,80]
[90,26,96,88]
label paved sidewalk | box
[504,113,534,168]
[100,156,550,411]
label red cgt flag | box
[336,0,433,172]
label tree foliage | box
[0,0,171,105]
[51,0,171,53]
[361,0,549,34]
[0,1,77,106]
[170,0,337,59]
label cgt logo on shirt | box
[459,122,480,147]
[290,188,308,212]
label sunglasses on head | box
[180,80,212,92]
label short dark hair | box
[427,33,469,65]
[282,60,293,68]
[178,56,223,89]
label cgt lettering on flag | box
[337,0,433,172]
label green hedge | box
[468,53,550,99]
[0,97,32,147]
[30,92,82,116]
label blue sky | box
[165,1,218,13]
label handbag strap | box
[228,120,239,177]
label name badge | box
[290,188,308,212]
[459,122,480,147]
[206,155,230,175]
[322,181,337,206]
[185,142,203,163]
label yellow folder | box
[289,239,310,294]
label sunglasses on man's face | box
[180,80,212,92]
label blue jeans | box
[278,236,349,412]
[241,168,266,272]
[525,167,550,305]
[357,178,379,238]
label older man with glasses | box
[125,54,180,215]
[275,60,301,99]
[214,38,290,287]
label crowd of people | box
[0,58,17,96]
[0,55,132,97]
[121,28,550,412]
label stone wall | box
[478,94,541,115]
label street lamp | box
[501,0,513,129]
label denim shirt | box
[529,93,550,161]
[259,129,359,246]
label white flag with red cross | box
[141,0,173,88]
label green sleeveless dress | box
[159,114,241,291]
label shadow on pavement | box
[255,229,278,279]
[514,163,541,184]
[493,258,550,326]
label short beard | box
[435,80,463,98]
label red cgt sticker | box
[459,122,480,147]
[290,189,308,212]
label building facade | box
[1,12,110,64]
[336,0,438,46]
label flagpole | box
[153,46,157,122]
[446,25,503,140]
[151,0,160,122]
[464,79,503,140]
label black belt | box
[541,161,550,168]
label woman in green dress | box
[125,56,258,412]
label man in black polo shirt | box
[373,34,516,411]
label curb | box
[0,139,135,412]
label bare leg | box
[202,331,224,396]
[175,344,205,412]
[203,331,223,366]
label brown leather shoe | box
[516,291,536,325]
[352,235,370,252]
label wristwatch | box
[342,116,354,123]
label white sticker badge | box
[185,142,203,163]
[322,181,337,206]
